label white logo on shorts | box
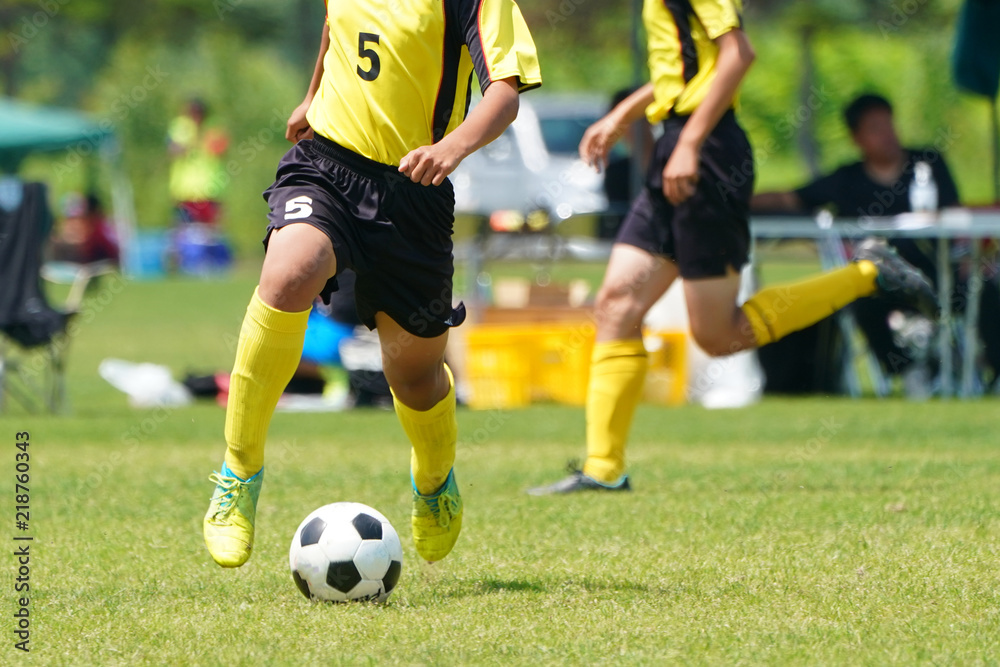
[284,196,314,220]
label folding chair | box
[0,180,113,413]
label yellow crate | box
[532,322,595,405]
[465,324,686,409]
[464,326,534,409]
[463,322,595,409]
[643,330,688,406]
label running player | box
[529,0,936,495]
[204,0,541,566]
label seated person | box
[753,93,1000,388]
[49,193,119,265]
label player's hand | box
[286,99,314,143]
[579,114,625,172]
[399,143,464,186]
[662,142,700,205]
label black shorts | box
[616,110,755,279]
[263,135,465,338]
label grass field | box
[2,263,999,665]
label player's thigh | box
[595,243,679,338]
[374,311,449,403]
[259,223,337,311]
[683,270,750,356]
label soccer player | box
[528,1,936,495]
[204,0,541,567]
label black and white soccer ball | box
[289,502,403,603]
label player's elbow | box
[738,38,755,69]
[503,91,520,126]
[494,78,520,126]
[742,30,756,60]
[724,29,755,69]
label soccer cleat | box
[203,463,264,568]
[853,238,939,318]
[411,469,463,563]
[526,462,631,496]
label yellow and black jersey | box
[307,0,541,166]
[643,0,743,122]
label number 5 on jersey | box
[357,32,380,81]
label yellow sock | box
[741,260,878,346]
[583,339,648,483]
[394,365,457,495]
[224,287,310,480]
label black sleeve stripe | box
[456,0,493,92]
[463,70,475,117]
[663,0,699,84]
[433,2,464,143]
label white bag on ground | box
[99,358,193,408]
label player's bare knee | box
[595,285,644,332]
[385,366,446,411]
[258,266,321,312]
[690,326,738,358]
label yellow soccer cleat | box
[411,469,463,563]
[203,463,264,568]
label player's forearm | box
[609,83,655,127]
[676,29,755,151]
[303,23,331,102]
[440,78,520,160]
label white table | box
[751,210,1000,398]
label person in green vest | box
[167,98,229,224]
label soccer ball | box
[289,502,403,603]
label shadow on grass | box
[475,578,547,594]
[439,576,668,599]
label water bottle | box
[908,161,938,213]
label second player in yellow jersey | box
[529,0,939,496]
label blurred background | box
[1,0,997,412]
[2,0,994,255]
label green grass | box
[2,267,998,665]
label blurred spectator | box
[597,87,654,239]
[167,98,229,224]
[49,192,119,265]
[753,93,1000,390]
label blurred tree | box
[743,0,964,176]
[1,0,44,97]
[1,0,307,103]
[8,0,996,260]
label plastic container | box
[463,326,534,409]
[174,223,233,276]
[643,330,688,406]
[532,323,595,405]
[125,230,170,280]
